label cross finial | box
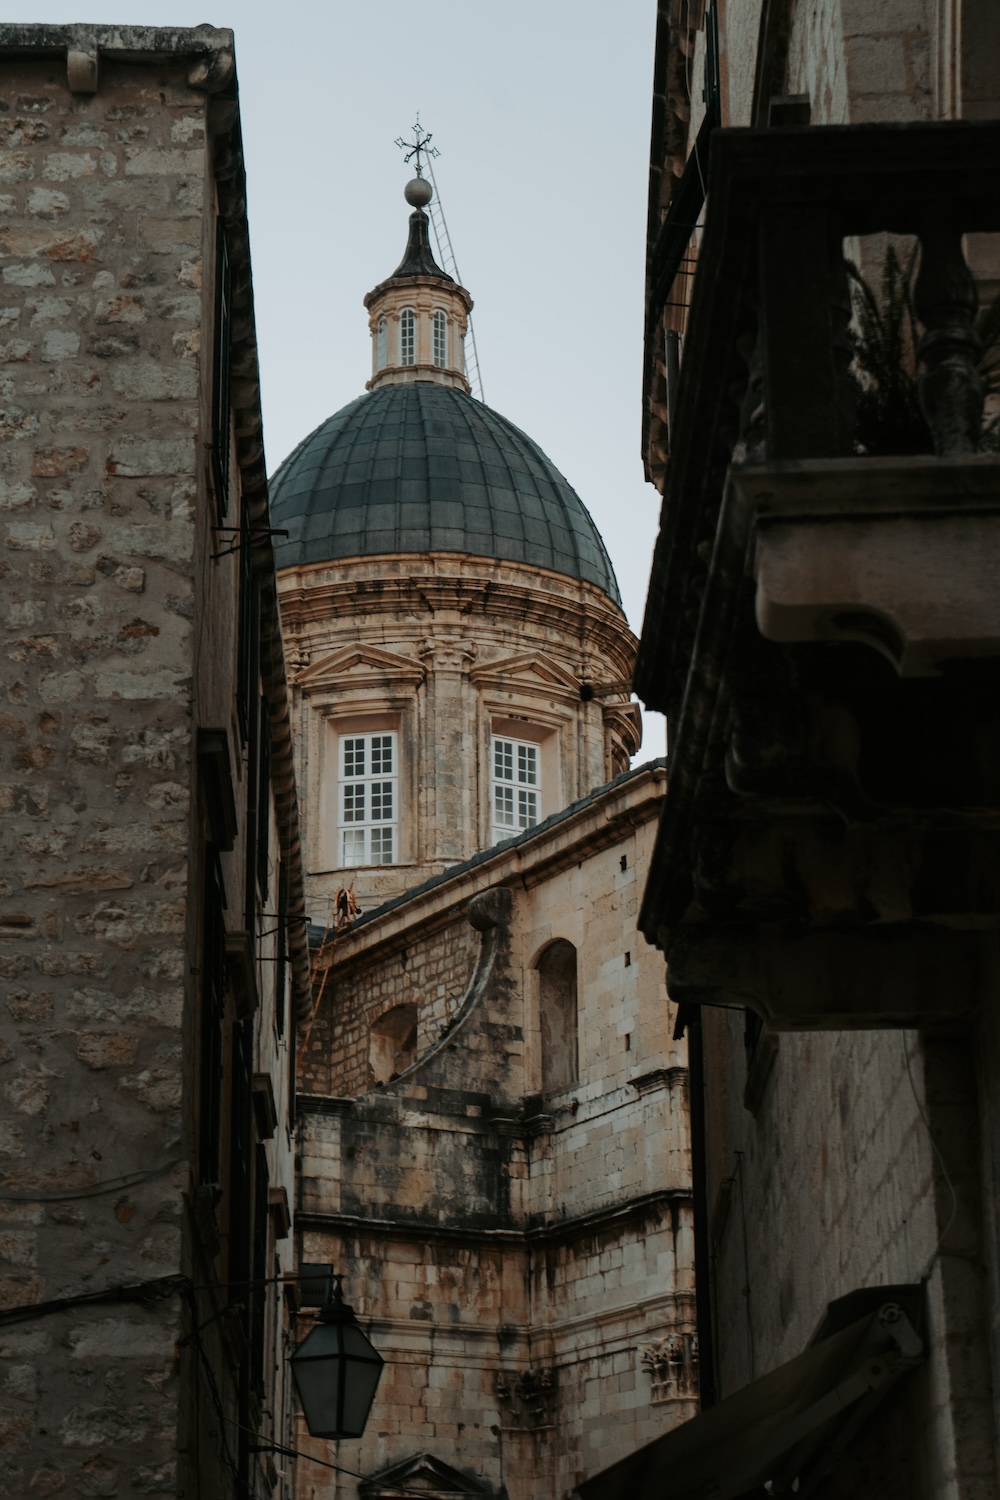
[395,116,440,179]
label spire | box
[389,204,453,283]
[364,136,474,395]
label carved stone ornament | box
[287,634,311,676]
[640,1329,698,1402]
[418,638,478,673]
[494,1366,558,1429]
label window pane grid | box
[339,732,398,867]
[491,735,541,844]
[495,740,513,782]
[432,310,447,367]
[400,309,415,366]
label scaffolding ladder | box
[426,158,484,403]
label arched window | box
[538,939,578,1093]
[432,309,448,367]
[369,1003,417,1084]
[399,308,415,366]
[376,317,387,369]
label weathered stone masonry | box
[0,27,307,1500]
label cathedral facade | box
[270,182,695,1498]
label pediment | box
[470,650,581,698]
[296,643,426,693]
[359,1452,489,1498]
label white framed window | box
[339,731,397,866]
[376,317,387,369]
[399,308,415,366]
[491,734,540,843]
[432,310,447,367]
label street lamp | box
[290,1274,384,1439]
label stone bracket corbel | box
[67,39,98,93]
[666,921,996,1030]
[733,456,1000,677]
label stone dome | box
[268,382,622,606]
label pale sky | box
[18,2,666,756]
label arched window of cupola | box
[399,307,416,366]
[376,317,387,369]
[432,309,448,367]
[538,939,578,1093]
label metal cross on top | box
[395,116,440,178]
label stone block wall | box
[302,912,479,1097]
[699,992,996,1497]
[295,767,694,1498]
[0,31,302,1500]
[703,1016,938,1391]
[0,52,207,1495]
[296,1206,695,1500]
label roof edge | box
[308,758,666,960]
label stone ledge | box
[735,456,1000,676]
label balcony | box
[635,121,1000,1029]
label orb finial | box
[405,176,433,209]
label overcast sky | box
[23,2,666,756]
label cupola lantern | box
[364,171,473,393]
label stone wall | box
[703,1017,938,1388]
[786,0,933,124]
[0,50,206,1495]
[302,911,479,1097]
[295,767,695,1499]
[0,31,301,1500]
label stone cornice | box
[277,555,637,682]
[364,272,473,312]
[296,1185,690,1249]
[0,24,235,92]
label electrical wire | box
[0,1154,185,1202]
[180,1280,244,1491]
[0,1269,326,1330]
[0,1272,190,1328]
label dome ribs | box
[267,385,621,605]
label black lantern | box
[290,1275,384,1439]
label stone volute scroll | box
[358,887,513,1090]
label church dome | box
[268,381,622,605]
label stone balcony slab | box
[733,456,1000,676]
